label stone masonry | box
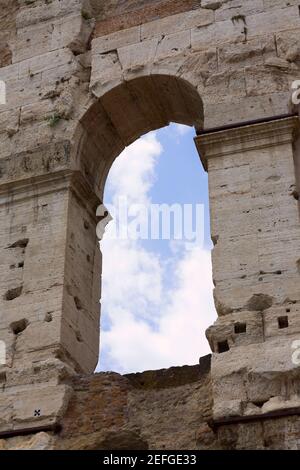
[1,0,300,449]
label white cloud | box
[100,246,216,373]
[100,238,163,321]
[106,132,162,206]
[97,130,217,374]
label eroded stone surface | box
[2,363,300,450]
[1,0,300,450]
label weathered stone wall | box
[90,0,300,129]
[92,0,203,37]
[0,361,214,450]
[0,1,18,68]
[1,0,300,450]
[2,359,300,450]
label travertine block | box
[156,30,191,59]
[192,18,246,51]
[13,14,94,63]
[218,36,276,71]
[92,26,141,54]
[118,39,159,71]
[0,384,72,433]
[16,0,86,28]
[246,7,300,39]
[141,8,214,40]
[215,0,264,22]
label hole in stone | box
[286,308,291,313]
[252,400,268,408]
[44,312,53,322]
[18,261,24,268]
[74,296,83,310]
[0,372,7,383]
[234,322,247,334]
[211,235,219,246]
[76,330,83,342]
[9,264,15,269]
[4,286,23,301]
[84,220,90,230]
[217,340,230,354]
[10,318,28,335]
[278,316,289,329]
[276,270,282,275]
[87,254,91,263]
[7,238,29,249]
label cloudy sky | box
[96,124,217,374]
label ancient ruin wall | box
[1,0,300,450]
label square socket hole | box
[278,316,289,329]
[234,322,247,334]
[217,340,230,353]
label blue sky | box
[147,125,211,245]
[97,124,217,374]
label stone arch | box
[2,1,300,444]
[73,74,204,199]
[65,72,206,375]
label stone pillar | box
[0,168,102,435]
[195,116,300,423]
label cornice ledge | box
[195,116,300,171]
[0,169,100,212]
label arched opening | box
[98,123,217,373]
[74,74,204,199]
[73,73,216,373]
